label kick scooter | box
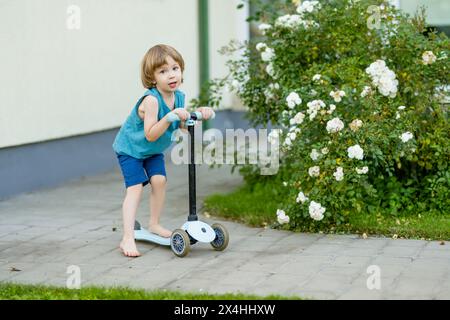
[134,111,229,257]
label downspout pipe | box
[198,0,210,129]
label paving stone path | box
[0,160,448,299]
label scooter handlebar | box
[166,110,216,123]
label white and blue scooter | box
[134,111,229,257]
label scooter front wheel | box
[170,229,191,257]
[210,223,229,251]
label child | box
[112,44,214,257]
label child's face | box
[154,56,182,93]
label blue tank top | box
[112,88,185,159]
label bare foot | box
[149,224,173,238]
[119,238,141,257]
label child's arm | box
[179,104,189,133]
[143,95,189,141]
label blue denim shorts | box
[116,153,166,188]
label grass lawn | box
[0,283,301,300]
[204,183,450,241]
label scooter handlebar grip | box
[192,110,216,120]
[166,112,180,123]
[168,110,216,123]
[192,111,203,120]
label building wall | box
[209,0,249,110]
[399,0,450,26]
[0,0,249,199]
[0,0,200,149]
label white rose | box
[287,131,297,141]
[300,1,314,13]
[310,149,320,161]
[268,129,281,145]
[289,126,301,134]
[297,1,321,14]
[347,144,364,160]
[276,209,290,224]
[256,42,267,52]
[333,167,344,181]
[326,117,345,133]
[327,104,336,114]
[360,86,372,98]
[266,63,276,78]
[261,47,275,62]
[258,23,272,35]
[284,137,292,147]
[349,119,363,132]
[329,90,346,103]
[356,166,369,174]
[400,132,413,143]
[422,51,437,65]
[308,166,320,177]
[366,60,398,98]
[289,111,305,125]
[275,14,304,28]
[296,191,309,204]
[306,100,326,120]
[286,92,302,109]
[309,201,326,221]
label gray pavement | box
[0,159,449,300]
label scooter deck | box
[134,228,170,246]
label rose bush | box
[212,0,449,231]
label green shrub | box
[212,0,449,229]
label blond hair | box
[141,44,185,88]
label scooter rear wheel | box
[210,223,229,251]
[170,229,191,257]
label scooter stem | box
[187,122,198,221]
[167,111,215,222]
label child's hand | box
[197,107,214,120]
[171,108,190,121]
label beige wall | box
[0,0,200,148]
[0,0,248,148]
[209,0,249,110]
[400,0,450,26]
